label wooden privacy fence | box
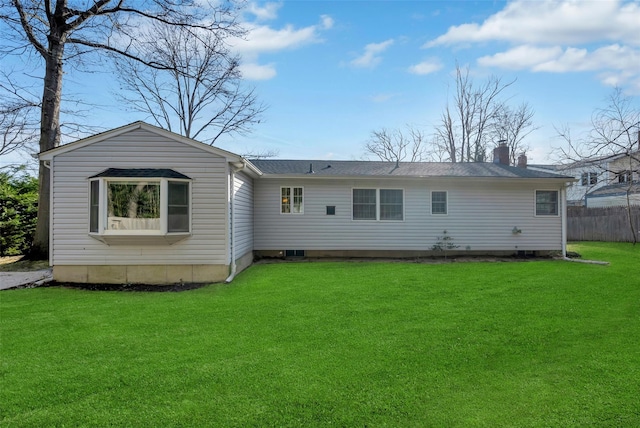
[567,206,640,242]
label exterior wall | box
[254,178,565,254]
[609,154,640,180]
[50,128,230,274]
[233,170,254,259]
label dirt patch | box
[0,256,50,272]
[55,281,211,292]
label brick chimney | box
[493,142,509,165]
[517,153,527,168]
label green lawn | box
[1,242,639,427]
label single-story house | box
[40,122,575,284]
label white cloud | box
[231,10,334,81]
[479,44,640,73]
[477,45,564,69]
[320,15,334,30]
[350,39,394,68]
[240,62,277,80]
[425,0,640,47]
[408,58,443,75]
[245,2,282,21]
[369,93,397,103]
[426,0,640,92]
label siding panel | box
[254,178,563,252]
[51,128,229,265]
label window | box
[326,206,336,215]
[617,170,632,183]
[353,189,377,220]
[281,187,303,214]
[353,188,403,221]
[89,180,100,233]
[380,189,403,220]
[431,191,447,215]
[88,168,191,237]
[168,181,189,232]
[536,190,558,216]
[107,181,161,231]
[581,172,598,186]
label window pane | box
[281,187,291,213]
[536,191,558,215]
[432,191,447,214]
[353,189,376,220]
[107,181,160,230]
[168,181,189,233]
[168,206,189,232]
[380,189,403,220]
[293,187,303,213]
[90,180,99,233]
[168,181,188,205]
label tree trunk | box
[28,38,65,260]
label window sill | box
[89,233,191,245]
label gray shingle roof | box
[586,181,640,198]
[90,168,191,179]
[249,160,574,179]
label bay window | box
[89,169,191,240]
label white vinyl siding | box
[255,178,564,252]
[233,171,254,259]
[50,128,229,265]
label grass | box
[1,242,639,426]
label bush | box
[0,168,38,256]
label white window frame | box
[352,188,404,221]
[431,191,448,215]
[581,172,598,186]
[280,186,304,214]
[617,170,632,183]
[88,177,192,236]
[534,190,559,217]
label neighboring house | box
[40,123,575,284]
[585,182,640,208]
[530,150,640,207]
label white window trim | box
[430,190,448,216]
[280,186,304,215]
[88,177,192,237]
[534,189,560,217]
[351,188,404,222]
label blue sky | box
[2,0,639,168]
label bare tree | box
[363,127,429,163]
[556,88,640,243]
[0,0,244,259]
[114,22,265,145]
[0,71,39,162]
[434,64,516,163]
[491,102,538,166]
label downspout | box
[225,160,246,283]
[43,160,52,267]
[561,184,567,258]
